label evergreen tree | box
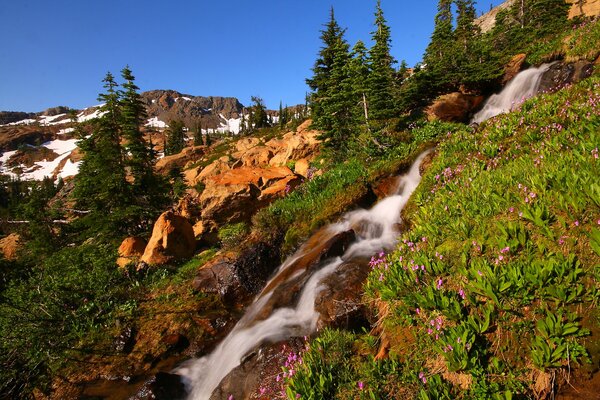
[193,121,203,146]
[73,72,133,239]
[348,40,370,129]
[367,0,396,120]
[306,8,353,151]
[306,7,348,132]
[278,101,285,128]
[165,120,185,155]
[423,0,455,92]
[119,66,152,186]
[250,96,269,130]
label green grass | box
[286,74,600,399]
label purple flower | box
[419,372,427,384]
[458,288,465,300]
[358,381,364,390]
[228,395,234,400]
[436,278,443,289]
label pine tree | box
[165,120,185,155]
[73,72,133,238]
[348,40,370,129]
[119,67,153,185]
[250,96,269,130]
[193,121,203,146]
[278,101,285,128]
[367,0,396,120]
[306,8,353,151]
[306,7,348,132]
[423,0,455,92]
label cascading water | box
[471,63,553,124]
[176,150,431,400]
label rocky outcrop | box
[0,111,36,125]
[0,233,22,261]
[315,259,371,331]
[475,0,516,33]
[131,372,186,400]
[192,255,248,305]
[198,166,297,225]
[155,145,206,174]
[0,125,54,152]
[538,61,595,93]
[567,0,600,19]
[140,211,196,266]
[141,90,244,131]
[425,92,485,122]
[116,237,147,268]
[503,53,528,84]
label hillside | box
[1,1,599,399]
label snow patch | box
[57,127,75,135]
[0,150,18,164]
[77,108,107,122]
[181,96,192,101]
[58,159,81,179]
[145,117,168,128]
[7,118,37,126]
[42,139,78,155]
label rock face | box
[567,0,600,19]
[0,233,21,261]
[155,145,206,174]
[131,372,187,400]
[426,92,485,123]
[0,111,36,125]
[315,259,372,331]
[140,211,196,266]
[538,61,595,93]
[116,237,147,268]
[141,90,244,131]
[503,53,528,84]
[192,255,248,305]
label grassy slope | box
[285,73,600,399]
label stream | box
[176,150,432,399]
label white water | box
[177,150,431,399]
[471,63,552,124]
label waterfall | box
[471,63,552,124]
[176,150,431,400]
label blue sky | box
[0,0,497,112]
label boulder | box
[210,338,306,400]
[538,61,594,93]
[116,237,147,268]
[140,211,196,266]
[258,175,303,202]
[198,166,295,224]
[265,122,321,167]
[0,233,21,261]
[233,241,282,294]
[192,257,248,305]
[193,157,231,185]
[372,176,400,199]
[315,259,371,331]
[425,92,485,123]
[294,158,310,177]
[155,146,206,174]
[130,372,186,400]
[503,53,528,84]
[234,137,260,153]
[234,146,274,167]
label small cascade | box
[472,63,553,124]
[176,150,431,400]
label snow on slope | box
[146,117,168,128]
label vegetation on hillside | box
[284,72,600,400]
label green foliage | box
[296,74,600,398]
[0,244,132,397]
[218,222,249,248]
[165,119,186,155]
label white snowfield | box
[145,116,168,128]
[0,139,80,181]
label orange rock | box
[425,92,485,123]
[259,175,303,202]
[206,166,293,189]
[503,53,528,84]
[155,145,205,174]
[116,237,147,268]
[567,0,600,19]
[294,158,310,177]
[140,211,196,266]
[0,233,21,261]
